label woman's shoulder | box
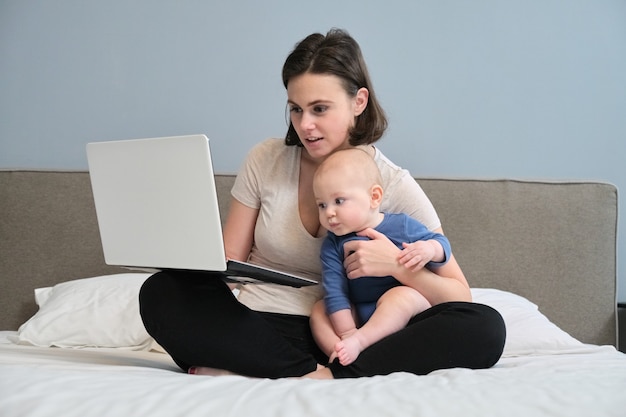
[373,148,442,230]
[372,147,413,186]
[253,137,286,151]
[246,137,285,157]
[245,138,297,165]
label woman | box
[139,28,505,379]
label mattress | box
[1,274,625,417]
[1,331,625,417]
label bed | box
[1,170,625,416]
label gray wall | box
[2,1,625,301]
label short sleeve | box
[375,149,442,231]
[231,141,267,209]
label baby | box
[310,148,451,365]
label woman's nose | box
[299,112,314,131]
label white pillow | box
[12,274,581,355]
[13,273,154,350]
[471,288,583,356]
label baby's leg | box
[309,300,341,363]
[335,286,431,366]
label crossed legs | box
[311,286,431,366]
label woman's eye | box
[313,105,328,113]
[289,106,302,113]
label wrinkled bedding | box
[1,331,625,417]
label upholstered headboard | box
[0,170,618,347]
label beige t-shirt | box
[231,138,441,316]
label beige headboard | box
[0,170,618,347]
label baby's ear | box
[370,184,384,208]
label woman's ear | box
[354,87,369,116]
[370,184,384,208]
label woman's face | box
[287,73,367,161]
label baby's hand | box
[397,241,436,272]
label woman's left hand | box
[342,228,402,279]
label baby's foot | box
[335,336,364,366]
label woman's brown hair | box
[281,28,387,147]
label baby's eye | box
[334,198,345,205]
[317,202,327,209]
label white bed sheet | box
[1,331,625,417]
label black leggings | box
[139,270,506,379]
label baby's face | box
[314,174,377,236]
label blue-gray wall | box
[2,1,625,301]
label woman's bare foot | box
[335,335,365,366]
[188,366,236,376]
[302,364,334,379]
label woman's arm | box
[223,198,258,262]
[342,228,471,305]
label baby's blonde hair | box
[314,148,383,190]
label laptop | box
[86,134,317,288]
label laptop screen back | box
[86,134,227,271]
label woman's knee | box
[139,273,167,310]
[457,302,506,368]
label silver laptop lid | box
[86,134,227,271]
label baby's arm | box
[398,239,446,272]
